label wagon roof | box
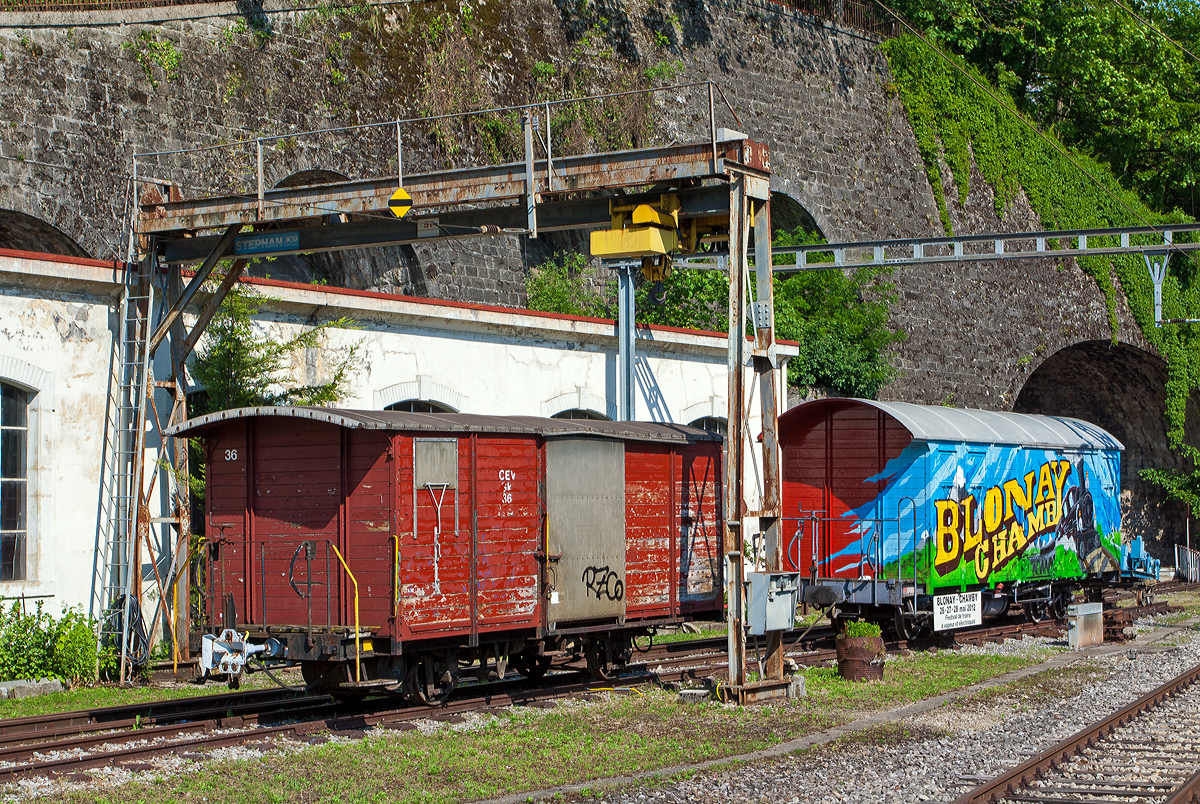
[780,398,1123,451]
[166,406,723,443]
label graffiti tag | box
[934,458,1073,582]
[582,566,624,601]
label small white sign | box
[550,591,560,605]
[933,591,982,631]
[418,218,440,238]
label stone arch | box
[770,191,826,240]
[0,208,91,259]
[374,376,465,412]
[543,387,612,420]
[272,169,350,189]
[1012,340,1200,556]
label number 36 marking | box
[224,449,238,461]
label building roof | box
[167,406,723,444]
[780,398,1123,451]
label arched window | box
[688,416,728,438]
[386,399,457,413]
[551,409,611,421]
[1,382,29,581]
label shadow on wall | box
[1012,339,1200,555]
[0,209,92,259]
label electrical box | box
[746,572,801,635]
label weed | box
[123,31,181,87]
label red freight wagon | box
[171,407,723,702]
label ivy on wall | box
[881,34,1200,503]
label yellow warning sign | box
[389,187,412,218]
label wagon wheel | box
[894,605,924,642]
[1047,589,1071,622]
[1021,599,1050,624]
[584,640,627,681]
[405,661,455,706]
[513,650,552,680]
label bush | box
[843,620,882,639]
[0,602,97,686]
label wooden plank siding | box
[203,416,720,644]
[781,405,912,579]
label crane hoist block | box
[590,225,678,258]
[590,197,681,259]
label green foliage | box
[890,0,1200,216]
[528,231,902,399]
[524,252,613,318]
[881,34,1200,505]
[0,602,97,685]
[187,280,363,414]
[122,31,181,87]
[843,620,882,638]
[633,268,728,332]
[773,227,904,399]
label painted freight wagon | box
[778,399,1159,637]
[170,407,723,701]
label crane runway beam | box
[158,185,733,265]
[139,141,752,237]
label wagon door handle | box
[535,550,562,563]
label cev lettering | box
[497,469,516,481]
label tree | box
[525,226,904,399]
[188,281,362,416]
[186,280,364,508]
[891,0,1200,216]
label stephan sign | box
[933,590,982,631]
[235,231,301,256]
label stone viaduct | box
[0,0,1195,552]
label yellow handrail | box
[328,542,361,683]
[390,534,399,618]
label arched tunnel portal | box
[0,209,91,259]
[1013,340,1200,558]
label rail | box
[952,660,1200,804]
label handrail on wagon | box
[329,543,362,683]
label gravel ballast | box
[573,619,1200,804]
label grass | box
[799,649,1041,714]
[951,660,1107,713]
[649,623,728,645]
[1161,589,1200,617]
[31,647,1048,804]
[0,668,294,720]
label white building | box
[0,249,796,614]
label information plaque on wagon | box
[933,591,982,631]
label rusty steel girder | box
[139,140,764,236]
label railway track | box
[0,598,1180,785]
[0,668,640,783]
[951,661,1200,804]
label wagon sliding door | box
[545,438,626,625]
[401,438,471,633]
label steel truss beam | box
[158,186,732,265]
[140,141,751,237]
[774,223,1200,271]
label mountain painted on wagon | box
[825,442,1122,587]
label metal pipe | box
[256,139,264,220]
[545,101,553,193]
[396,122,404,188]
[709,82,717,173]
[328,542,361,683]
